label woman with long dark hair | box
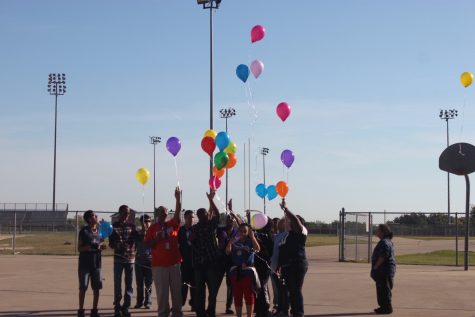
[371,224,396,315]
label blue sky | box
[1,1,475,222]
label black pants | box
[375,276,393,311]
[217,262,233,310]
[181,261,195,308]
[276,274,289,314]
[281,260,308,317]
[255,263,271,317]
[194,263,220,317]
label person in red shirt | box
[144,187,183,317]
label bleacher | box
[0,203,69,229]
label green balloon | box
[214,151,229,170]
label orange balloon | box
[276,181,289,197]
[226,153,237,168]
[213,166,225,178]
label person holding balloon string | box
[277,199,308,317]
[77,210,107,317]
[133,214,153,310]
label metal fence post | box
[341,208,345,261]
[13,210,17,255]
[455,212,459,266]
[367,212,372,263]
[75,211,79,256]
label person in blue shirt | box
[371,224,396,315]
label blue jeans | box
[135,261,153,306]
[114,262,134,310]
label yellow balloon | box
[135,168,150,185]
[203,129,217,139]
[460,72,473,88]
[224,140,237,154]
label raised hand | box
[227,198,233,211]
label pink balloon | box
[276,102,291,122]
[209,176,221,190]
[250,60,264,79]
[251,25,265,43]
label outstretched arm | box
[249,226,260,253]
[279,198,304,234]
[227,199,243,225]
[173,186,182,223]
[207,190,219,220]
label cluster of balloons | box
[235,25,267,83]
[461,71,473,88]
[255,180,289,200]
[201,129,238,190]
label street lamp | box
[197,0,222,178]
[47,73,66,212]
[439,109,458,222]
[220,107,236,204]
[261,147,269,213]
[150,136,162,210]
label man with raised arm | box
[144,187,183,317]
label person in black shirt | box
[254,218,273,317]
[190,190,221,317]
[278,199,308,317]
[178,209,195,311]
[371,224,396,315]
[77,210,106,317]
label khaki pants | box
[152,264,183,317]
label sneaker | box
[374,307,393,314]
[77,309,85,317]
[90,308,100,317]
[114,308,122,317]
[225,309,234,315]
[144,304,151,309]
[134,304,143,309]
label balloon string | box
[142,186,145,218]
[459,91,467,143]
[214,191,228,212]
[174,157,180,187]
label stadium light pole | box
[261,147,269,213]
[48,73,66,213]
[220,107,236,205]
[439,109,458,222]
[197,0,221,178]
[150,136,161,210]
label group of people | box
[77,187,309,317]
[76,186,397,317]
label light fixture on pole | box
[197,0,222,178]
[439,109,458,222]
[220,107,236,204]
[150,136,162,210]
[261,147,269,213]
[48,73,66,212]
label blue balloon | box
[215,131,231,151]
[255,183,267,198]
[236,64,250,83]
[267,185,277,201]
[99,221,113,240]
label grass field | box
[396,250,475,266]
[0,232,340,255]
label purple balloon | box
[166,137,181,157]
[281,149,295,168]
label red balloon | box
[251,25,266,43]
[276,102,291,122]
[201,136,216,156]
[209,176,221,190]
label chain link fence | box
[338,208,475,266]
